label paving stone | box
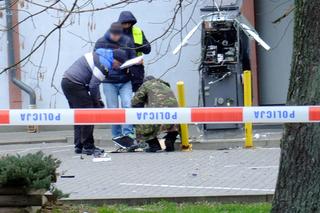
[0,143,279,199]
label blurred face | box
[112,59,122,69]
[122,23,132,29]
[110,33,121,42]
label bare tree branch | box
[0,0,79,75]
[272,4,295,24]
[1,0,188,75]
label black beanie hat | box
[109,22,123,35]
[113,49,127,64]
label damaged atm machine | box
[173,0,271,130]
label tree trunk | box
[271,1,320,212]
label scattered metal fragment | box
[61,175,75,178]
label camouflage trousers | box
[135,124,179,142]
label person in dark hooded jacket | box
[118,11,151,92]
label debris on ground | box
[92,153,112,162]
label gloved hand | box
[132,103,144,108]
[94,100,105,108]
[134,44,145,58]
[98,100,105,108]
[134,43,143,49]
[98,65,109,76]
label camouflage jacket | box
[132,79,178,108]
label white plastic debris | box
[159,139,166,150]
[254,133,260,139]
[92,153,111,162]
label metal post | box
[6,0,37,132]
[5,0,36,106]
[176,81,192,151]
[243,70,253,148]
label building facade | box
[0,0,294,109]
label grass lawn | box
[46,202,271,213]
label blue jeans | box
[103,81,134,138]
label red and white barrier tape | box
[1,106,320,125]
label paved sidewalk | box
[0,129,109,145]
[0,126,282,149]
[0,142,279,200]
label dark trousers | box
[130,65,145,92]
[61,78,95,149]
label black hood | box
[118,11,137,25]
[143,75,156,82]
[159,79,171,88]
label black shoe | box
[74,147,83,154]
[165,139,175,152]
[94,146,105,153]
[113,136,134,149]
[82,146,105,155]
[127,144,139,152]
[164,131,178,152]
[127,142,148,152]
[145,138,162,153]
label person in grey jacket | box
[61,48,127,155]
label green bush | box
[0,151,60,190]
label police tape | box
[1,106,320,125]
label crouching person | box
[61,48,127,155]
[131,76,179,152]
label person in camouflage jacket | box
[131,75,179,152]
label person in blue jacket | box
[94,22,137,148]
[118,11,151,92]
[61,48,127,155]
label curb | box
[94,137,280,149]
[188,139,280,150]
[0,138,68,146]
[0,137,280,149]
[61,194,274,206]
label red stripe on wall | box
[309,107,320,121]
[0,110,10,124]
[191,108,243,122]
[74,109,125,124]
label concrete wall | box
[14,1,208,108]
[255,0,294,105]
